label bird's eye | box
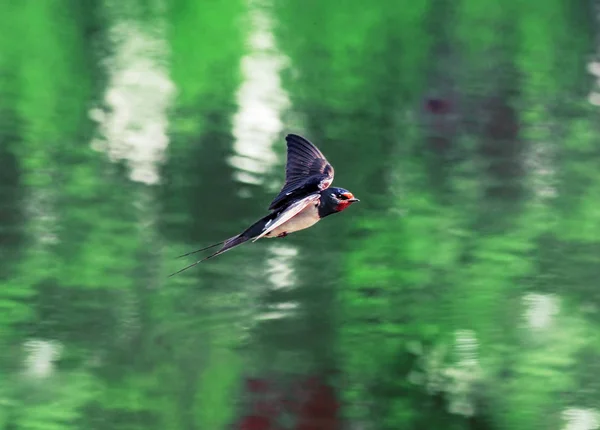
[338,194,348,200]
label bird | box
[169,133,360,276]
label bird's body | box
[263,199,320,238]
[170,134,359,276]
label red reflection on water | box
[253,399,281,417]
[425,98,451,115]
[235,375,341,429]
[295,377,340,430]
[246,377,271,393]
[239,415,272,430]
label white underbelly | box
[266,204,320,238]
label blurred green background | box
[1,0,600,429]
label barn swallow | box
[169,134,359,276]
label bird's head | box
[319,187,360,216]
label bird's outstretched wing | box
[268,134,334,211]
[254,194,321,241]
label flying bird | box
[170,134,359,276]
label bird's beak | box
[349,198,360,203]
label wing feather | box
[268,134,334,210]
[254,194,321,242]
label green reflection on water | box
[0,0,599,429]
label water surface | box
[1,1,600,429]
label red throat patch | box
[336,192,357,212]
[335,200,354,212]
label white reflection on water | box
[230,0,300,322]
[255,245,300,320]
[90,16,174,185]
[444,329,481,417]
[526,137,557,200]
[255,301,300,321]
[523,292,560,330]
[562,408,600,430]
[266,244,298,289]
[23,339,62,378]
[588,62,600,106]
[415,330,481,417]
[229,0,290,189]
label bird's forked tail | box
[168,234,250,277]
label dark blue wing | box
[269,134,334,210]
